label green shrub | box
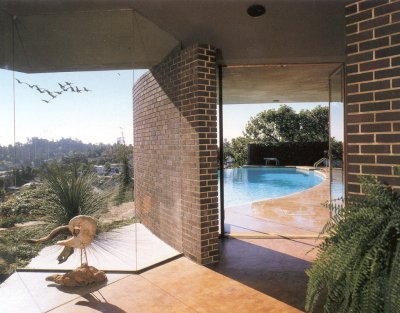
[0,216,23,228]
[0,185,56,223]
[40,161,111,226]
[306,176,400,313]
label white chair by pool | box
[264,158,279,166]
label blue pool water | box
[223,167,324,207]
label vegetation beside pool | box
[223,105,340,167]
[306,175,400,312]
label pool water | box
[223,167,324,207]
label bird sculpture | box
[27,215,97,265]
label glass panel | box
[0,11,14,198]
[329,67,345,202]
[14,10,138,274]
[0,9,182,311]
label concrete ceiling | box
[0,9,179,72]
[223,64,341,103]
[0,0,345,103]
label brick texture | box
[133,44,219,265]
[346,0,400,195]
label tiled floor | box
[50,237,321,313]
[0,236,321,313]
[225,169,330,237]
[0,271,129,313]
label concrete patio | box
[0,236,321,313]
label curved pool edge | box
[224,166,328,209]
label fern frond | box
[306,176,400,313]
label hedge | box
[248,142,329,166]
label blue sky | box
[0,69,343,146]
[0,69,146,146]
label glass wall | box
[329,66,345,202]
[0,10,180,308]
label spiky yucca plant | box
[306,176,400,313]
[40,161,110,226]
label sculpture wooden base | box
[46,263,107,287]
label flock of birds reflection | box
[15,78,91,103]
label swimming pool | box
[223,167,324,207]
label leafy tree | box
[230,136,249,167]
[218,139,233,167]
[298,106,329,142]
[115,145,134,205]
[243,105,328,144]
[228,105,329,165]
[331,137,343,162]
[306,176,400,313]
[104,162,111,175]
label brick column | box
[345,0,400,195]
[133,44,219,264]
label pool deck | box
[225,167,331,237]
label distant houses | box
[94,164,122,176]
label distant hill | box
[0,137,132,170]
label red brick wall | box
[345,0,400,195]
[133,44,219,264]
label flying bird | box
[35,86,46,93]
[41,99,51,103]
[75,87,82,93]
[83,87,91,92]
[16,78,23,84]
[45,90,56,98]
[65,81,73,86]
[54,91,63,95]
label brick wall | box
[345,0,400,195]
[133,44,219,264]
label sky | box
[0,69,148,146]
[0,68,344,146]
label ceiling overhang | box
[0,0,345,72]
[223,64,342,104]
[0,9,179,73]
[0,0,345,103]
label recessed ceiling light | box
[247,4,266,18]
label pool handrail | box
[314,157,328,168]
